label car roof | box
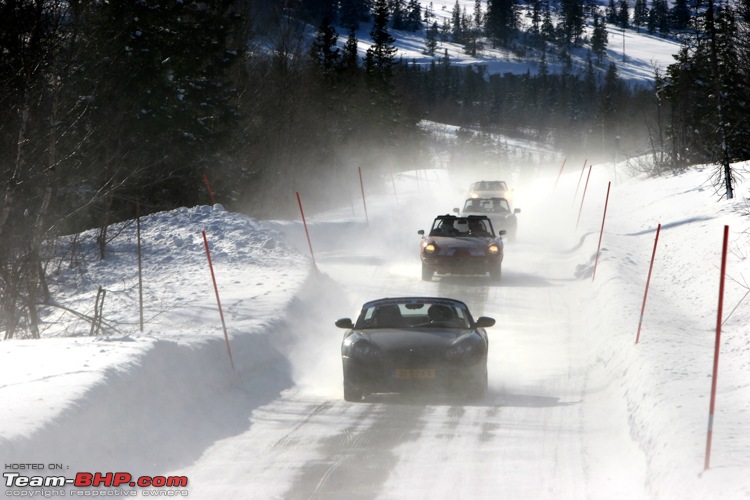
[464,197,510,203]
[472,180,508,188]
[361,297,469,310]
[434,214,491,221]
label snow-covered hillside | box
[353,0,681,83]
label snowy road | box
[5,167,748,499]
[174,205,648,500]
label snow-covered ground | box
[2,156,749,498]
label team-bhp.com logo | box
[4,471,189,496]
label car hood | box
[359,328,463,351]
[427,236,496,248]
[462,210,514,220]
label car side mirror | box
[418,229,425,235]
[498,230,507,236]
[452,208,460,214]
[335,318,354,329]
[476,317,495,328]
[514,208,521,214]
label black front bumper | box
[343,356,486,394]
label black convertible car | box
[336,297,495,402]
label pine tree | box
[633,0,648,31]
[474,0,485,28]
[485,0,519,47]
[340,0,369,29]
[600,62,623,141]
[424,21,439,56]
[310,16,340,77]
[560,0,585,46]
[618,0,630,28]
[670,0,691,31]
[342,28,360,71]
[649,0,670,35]
[451,0,464,43]
[441,17,452,41]
[541,1,555,43]
[365,0,398,80]
[406,0,423,31]
[591,14,608,62]
[391,0,407,30]
[607,0,618,23]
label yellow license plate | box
[394,368,436,379]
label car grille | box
[387,346,445,367]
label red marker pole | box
[202,230,235,371]
[358,166,369,226]
[592,181,611,281]
[572,159,588,207]
[576,164,593,230]
[203,174,217,205]
[296,192,318,272]
[636,223,661,344]
[705,225,729,471]
[553,158,567,191]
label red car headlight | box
[488,244,500,255]
[424,243,437,255]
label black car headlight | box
[424,243,437,255]
[446,339,481,362]
[488,243,501,255]
[351,340,384,363]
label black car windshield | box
[429,217,492,237]
[355,299,472,329]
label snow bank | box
[1,205,311,476]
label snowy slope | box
[353,0,681,83]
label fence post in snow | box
[704,225,729,471]
[202,230,236,372]
[592,181,611,281]
[635,223,661,345]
